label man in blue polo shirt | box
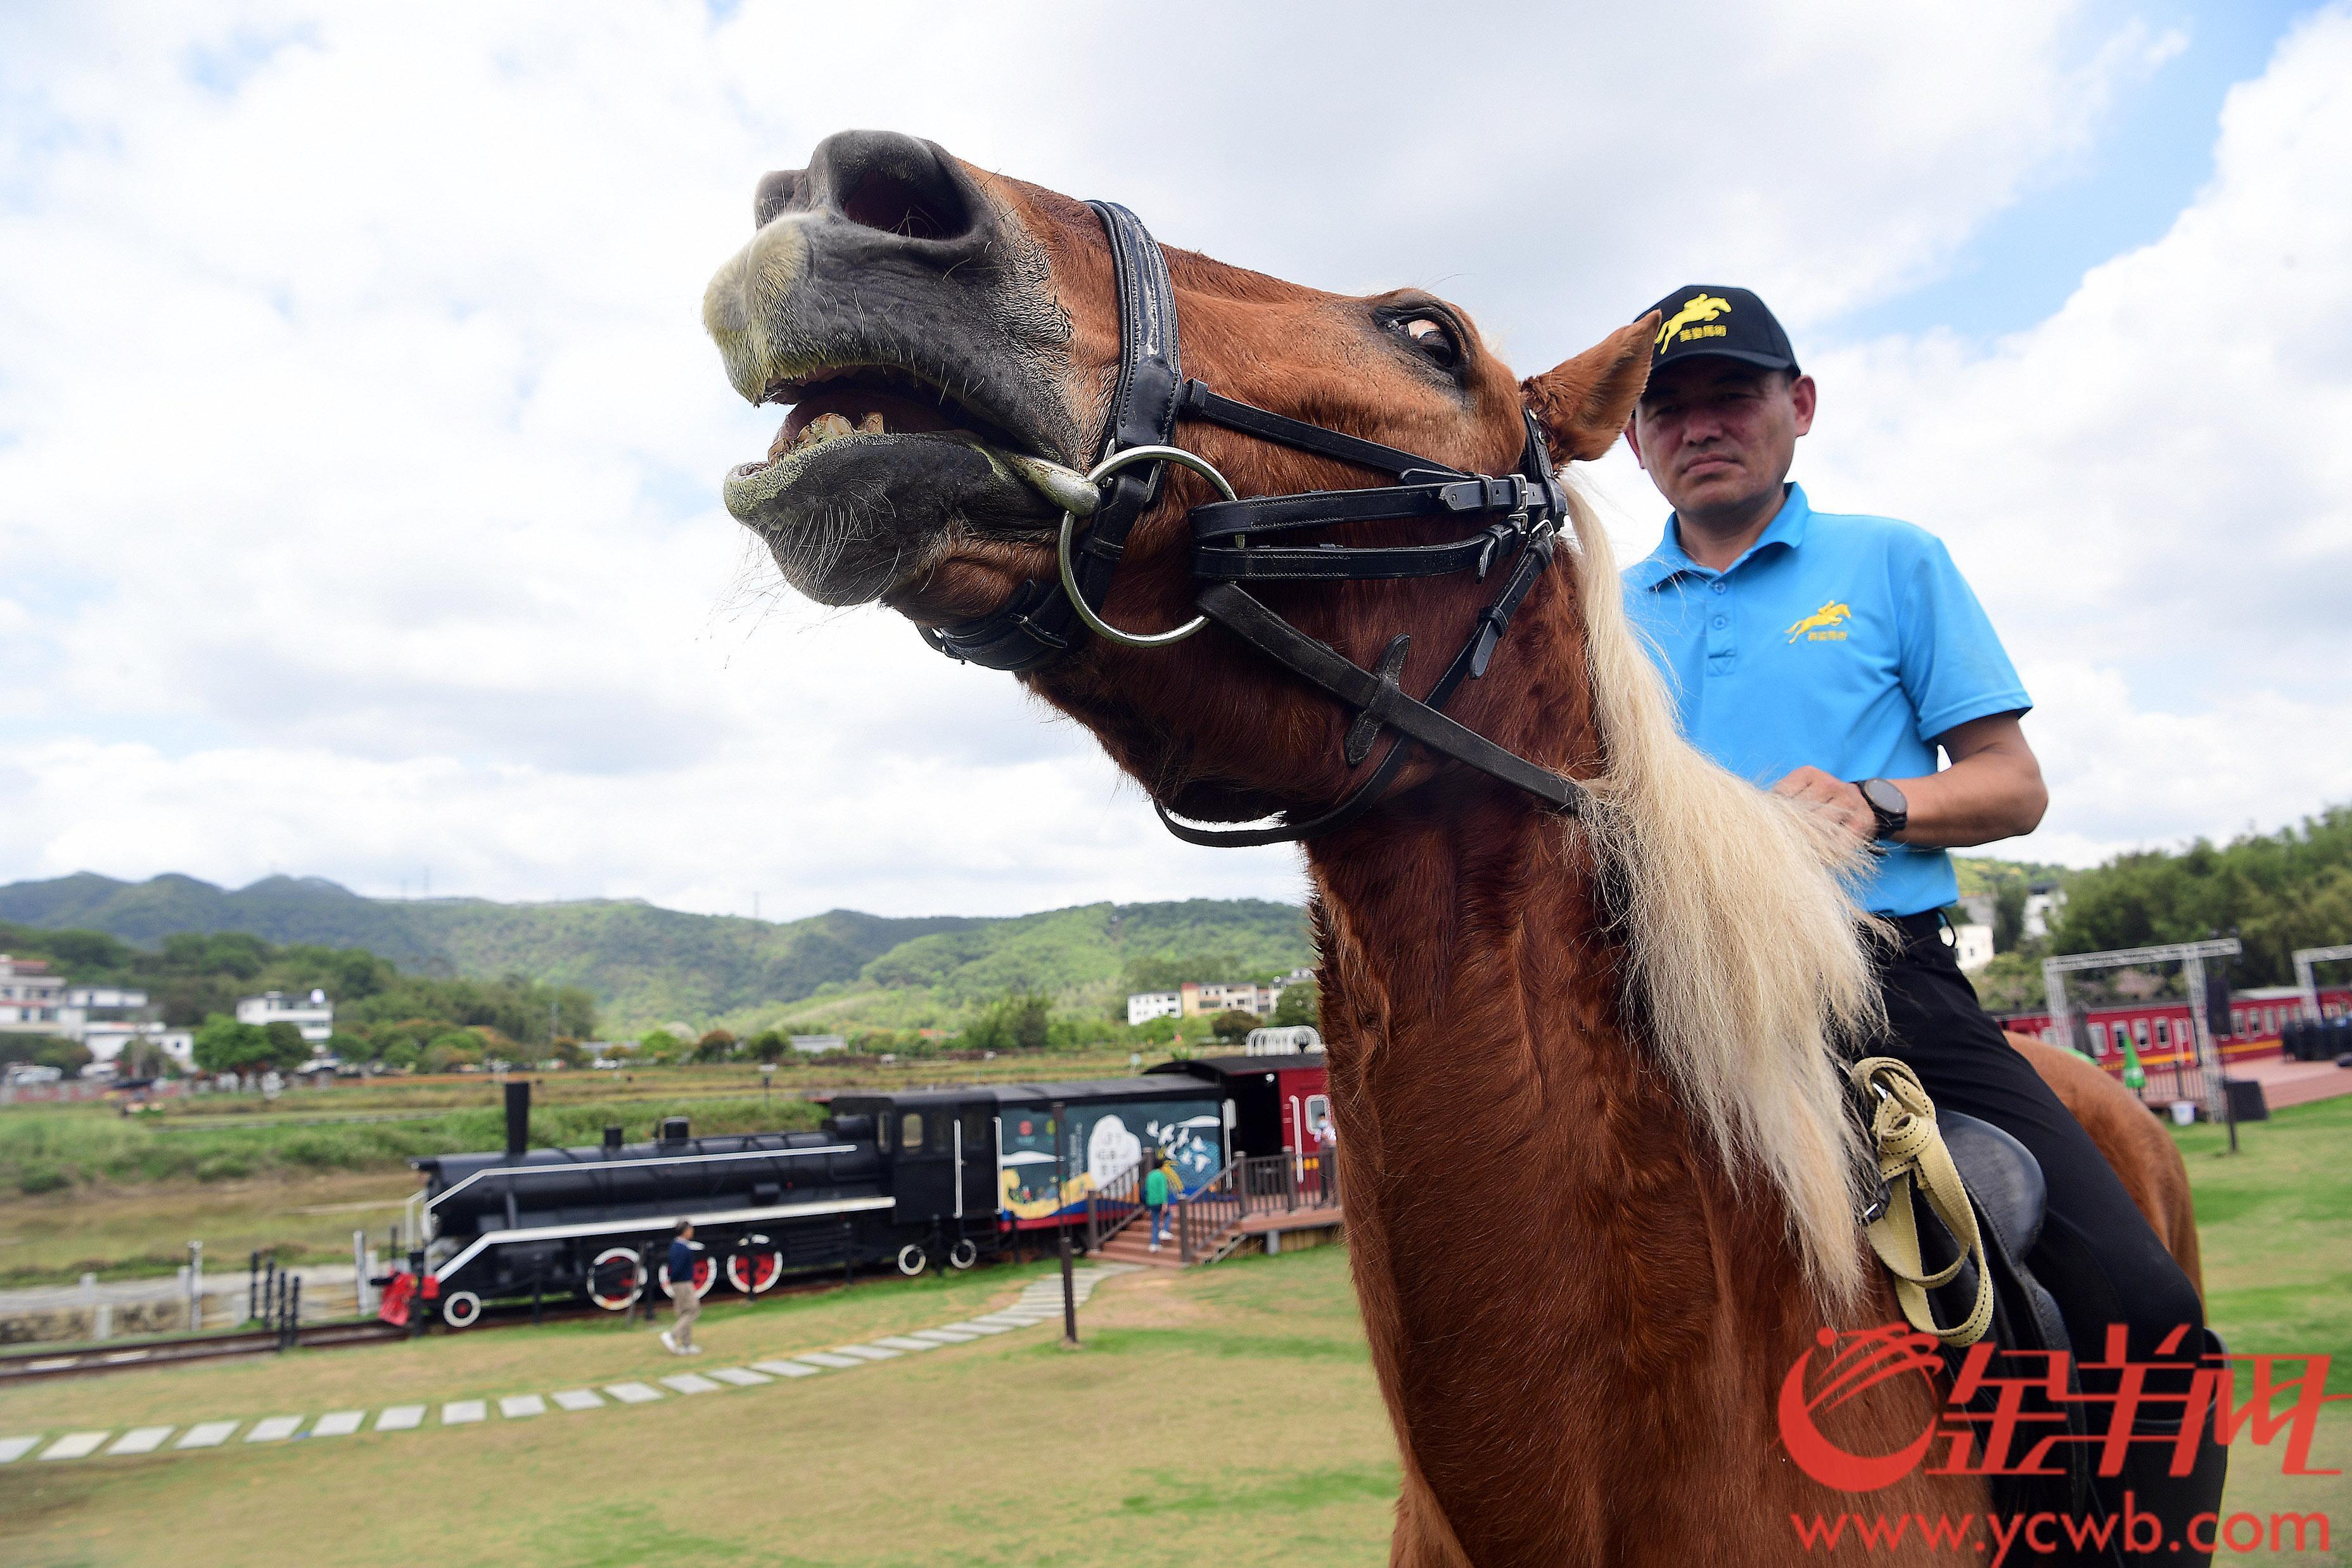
[1622,285,2221,1557]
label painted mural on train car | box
[995,1097,1224,1223]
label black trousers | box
[1869,914,2206,1379]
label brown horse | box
[702,131,2202,1566]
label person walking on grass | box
[660,1218,704,1354]
[1143,1154,1172,1252]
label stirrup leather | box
[1851,1057,1995,1348]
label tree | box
[1270,981,1319,1028]
[694,1029,738,1063]
[1992,881,2028,953]
[749,1029,786,1063]
[421,1030,482,1073]
[0,1033,93,1073]
[637,1029,682,1064]
[191,1015,275,1073]
[262,1021,312,1068]
[118,1036,176,1079]
[1006,992,1051,1050]
[1211,1008,1258,1043]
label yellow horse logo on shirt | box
[1785,601,1852,642]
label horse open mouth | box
[720,362,1091,606]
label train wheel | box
[658,1255,718,1299]
[587,1246,644,1311]
[725,1235,784,1296]
[947,1238,978,1271]
[895,1243,928,1277]
[440,1289,483,1330]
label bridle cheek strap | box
[922,201,1588,848]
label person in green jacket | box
[1143,1154,1172,1252]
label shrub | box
[15,1164,68,1196]
[1211,1009,1259,1043]
[193,1152,254,1182]
[1271,981,1319,1028]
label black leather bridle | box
[921,201,1589,848]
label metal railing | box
[1171,1150,1341,1263]
[1083,1160,1144,1252]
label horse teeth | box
[793,411,855,451]
[858,412,886,435]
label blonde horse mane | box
[1564,488,1880,1310]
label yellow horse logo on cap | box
[1657,293,1732,352]
[1785,601,1852,642]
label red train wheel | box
[725,1235,784,1296]
[587,1246,644,1311]
[657,1254,717,1299]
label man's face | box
[1627,359,1814,521]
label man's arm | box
[1769,712,2047,848]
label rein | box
[922,201,1587,848]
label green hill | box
[0,874,1312,1035]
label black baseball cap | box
[1637,285,1799,376]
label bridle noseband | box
[921,201,1589,848]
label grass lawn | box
[0,1096,2344,1566]
[0,1168,412,1287]
[0,1249,1399,1568]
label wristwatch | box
[1857,778,1909,841]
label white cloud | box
[0,0,2327,915]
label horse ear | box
[1520,315,1658,463]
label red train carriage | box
[1146,1053,1330,1157]
[1996,983,2352,1099]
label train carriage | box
[406,1071,1244,1327]
[1146,1052,1330,1158]
[830,1076,1233,1232]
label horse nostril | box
[808,131,976,245]
[753,169,807,229]
[840,170,966,241]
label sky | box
[1,0,2345,921]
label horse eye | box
[1395,316,1460,367]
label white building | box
[1128,968,1317,1027]
[789,1033,847,1055]
[0,955,67,1035]
[2023,883,2066,941]
[1952,923,1995,973]
[1127,991,1183,1026]
[82,1022,195,1071]
[236,989,335,1043]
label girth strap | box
[1851,1056,1995,1349]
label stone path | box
[0,1266,1132,1466]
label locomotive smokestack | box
[504,1081,530,1159]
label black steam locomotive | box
[407,1066,1265,1329]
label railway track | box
[0,1318,409,1384]
[0,1258,928,1386]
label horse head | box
[703,129,1654,831]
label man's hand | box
[1767,718,2047,850]
[1772,765,1876,842]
